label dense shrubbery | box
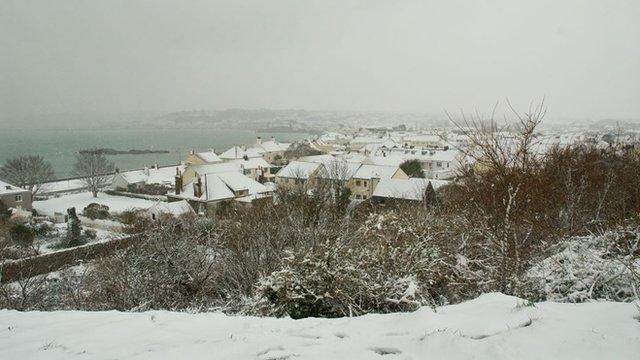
[83,203,110,220]
[522,224,640,303]
[9,223,35,248]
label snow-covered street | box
[1,293,637,360]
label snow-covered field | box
[1,293,638,360]
[33,192,155,217]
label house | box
[368,148,464,180]
[180,162,242,185]
[186,149,223,165]
[146,200,195,221]
[0,180,32,211]
[349,165,408,200]
[111,164,186,190]
[229,157,275,183]
[167,171,273,215]
[275,161,322,186]
[372,178,449,205]
[253,136,291,162]
[218,146,263,160]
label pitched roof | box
[177,172,271,202]
[229,157,273,170]
[258,140,290,152]
[276,161,321,179]
[195,151,222,163]
[216,172,270,194]
[219,146,264,160]
[316,161,362,181]
[0,180,28,195]
[373,178,450,201]
[190,162,242,176]
[353,164,400,179]
[118,165,185,185]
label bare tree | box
[445,99,545,178]
[0,155,55,196]
[72,151,115,197]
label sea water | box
[0,128,308,179]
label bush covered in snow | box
[253,238,437,318]
[522,225,640,303]
[83,203,110,220]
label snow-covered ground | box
[33,192,156,217]
[1,293,638,360]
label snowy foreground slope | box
[1,293,638,360]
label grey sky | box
[2,0,639,121]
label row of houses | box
[2,134,452,218]
[276,155,449,202]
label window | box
[437,162,442,167]
[152,213,156,220]
[363,181,368,187]
[356,180,361,186]
[15,194,22,202]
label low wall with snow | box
[0,235,138,283]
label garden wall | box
[0,235,138,283]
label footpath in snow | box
[0,293,638,360]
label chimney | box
[270,136,275,142]
[115,168,120,174]
[174,169,182,195]
[257,136,262,144]
[210,148,215,154]
[190,149,195,155]
[193,175,203,198]
[143,166,150,176]
[154,163,159,169]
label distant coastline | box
[79,148,170,155]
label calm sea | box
[0,128,308,179]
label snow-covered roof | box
[352,136,385,144]
[0,180,29,195]
[147,200,194,216]
[190,162,242,176]
[118,165,185,186]
[257,140,290,152]
[219,146,264,160]
[299,154,336,163]
[276,161,321,179]
[229,157,273,170]
[179,175,235,202]
[353,164,400,180]
[364,156,405,167]
[316,161,362,181]
[373,178,450,201]
[177,172,271,202]
[195,151,222,163]
[216,172,270,193]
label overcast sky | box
[1,0,639,121]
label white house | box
[111,164,186,190]
[167,171,273,215]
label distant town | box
[2,122,637,227]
